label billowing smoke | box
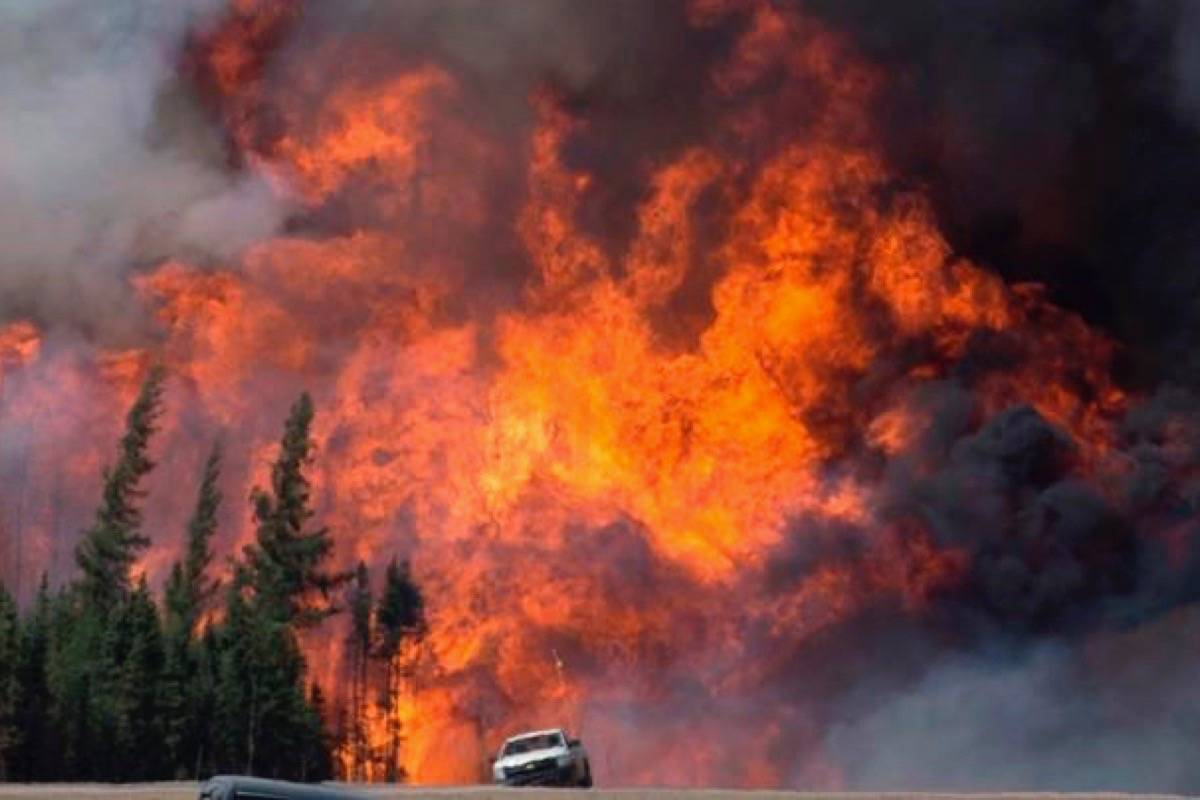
[0,0,289,342]
[3,0,1200,792]
[802,0,1200,387]
[826,625,1200,791]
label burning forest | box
[2,0,1200,792]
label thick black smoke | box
[801,0,1200,389]
[287,1,1200,383]
[761,385,1200,790]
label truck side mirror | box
[568,738,581,747]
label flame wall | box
[3,0,1200,791]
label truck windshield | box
[503,733,562,755]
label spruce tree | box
[12,576,51,780]
[0,583,21,779]
[301,684,335,782]
[212,564,292,777]
[245,392,346,626]
[75,365,166,610]
[345,562,373,780]
[212,568,254,774]
[213,394,341,778]
[111,578,165,780]
[190,627,220,778]
[49,366,166,779]
[45,582,102,777]
[166,440,222,637]
[374,558,426,781]
[163,441,223,778]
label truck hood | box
[496,746,567,769]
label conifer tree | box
[189,627,220,778]
[112,578,165,780]
[0,583,21,780]
[346,562,373,780]
[49,366,166,779]
[245,392,346,625]
[301,684,335,782]
[214,394,341,779]
[5,382,345,782]
[212,568,254,774]
[166,440,222,638]
[75,365,166,611]
[374,558,426,781]
[212,564,292,776]
[12,576,51,780]
[163,441,223,778]
[46,581,102,777]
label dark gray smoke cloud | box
[1169,0,1200,128]
[289,1,1200,384]
[296,1,721,108]
[764,372,1200,791]
[799,0,1200,388]
[0,0,290,343]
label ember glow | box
[3,0,1200,790]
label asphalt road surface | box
[0,787,1194,800]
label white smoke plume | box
[0,0,290,342]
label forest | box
[0,368,426,782]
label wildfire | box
[0,0,1149,788]
[0,321,40,374]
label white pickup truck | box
[491,728,593,787]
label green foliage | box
[165,440,222,640]
[376,558,426,653]
[112,579,166,779]
[45,588,104,777]
[39,582,166,780]
[212,566,320,780]
[208,394,347,778]
[245,393,347,626]
[199,393,352,779]
[302,684,335,782]
[42,367,170,779]
[0,584,21,779]
[11,577,51,779]
[75,365,166,611]
[0,390,385,783]
[162,441,224,778]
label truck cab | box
[492,727,592,787]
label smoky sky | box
[760,385,1200,792]
[0,0,290,344]
[279,0,1200,391]
[825,619,1200,791]
[6,0,1200,377]
[798,0,1200,389]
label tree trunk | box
[246,677,258,775]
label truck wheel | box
[579,761,593,788]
